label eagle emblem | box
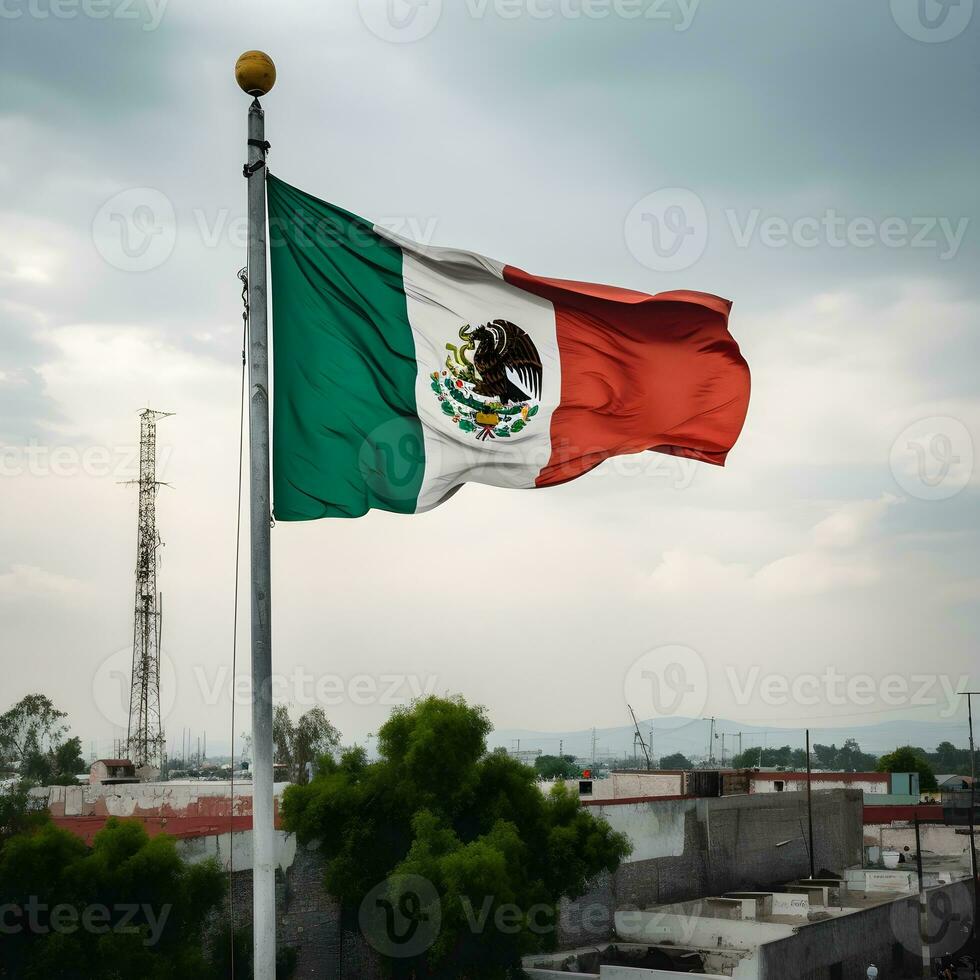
[431,319,542,441]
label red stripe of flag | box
[501,267,751,488]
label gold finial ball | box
[235,51,276,97]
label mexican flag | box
[267,176,750,520]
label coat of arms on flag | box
[432,320,543,442]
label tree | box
[731,745,805,769]
[534,754,580,780]
[836,738,877,771]
[877,745,938,791]
[281,696,631,979]
[0,694,69,769]
[927,741,973,776]
[0,695,87,788]
[657,752,693,770]
[53,737,86,782]
[272,704,340,784]
[0,817,227,979]
[934,740,960,772]
[0,784,50,850]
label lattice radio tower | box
[126,408,172,774]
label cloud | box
[810,495,898,550]
[647,494,900,598]
[2,3,978,744]
[0,564,91,603]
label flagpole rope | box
[228,261,249,976]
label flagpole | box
[236,50,277,980]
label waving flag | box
[267,175,750,520]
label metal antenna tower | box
[126,408,172,775]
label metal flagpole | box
[964,691,979,977]
[805,728,815,880]
[236,50,277,980]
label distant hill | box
[158,714,972,766]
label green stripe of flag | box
[268,175,425,519]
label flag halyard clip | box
[243,139,271,179]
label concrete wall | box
[756,880,974,980]
[541,772,685,801]
[37,781,291,843]
[197,841,381,980]
[612,880,975,980]
[750,774,888,795]
[865,822,977,858]
[559,789,864,947]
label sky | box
[1,0,978,761]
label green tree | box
[812,743,839,768]
[0,694,69,770]
[657,752,693,770]
[877,745,938,791]
[52,737,86,783]
[836,738,877,771]
[0,696,87,787]
[934,740,960,772]
[272,704,340,784]
[0,817,227,979]
[282,696,631,978]
[0,783,50,849]
[928,740,973,775]
[533,754,580,780]
[730,745,808,770]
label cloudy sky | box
[2,0,978,760]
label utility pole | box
[805,729,816,880]
[705,717,716,765]
[914,816,929,978]
[125,409,171,779]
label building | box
[936,773,974,792]
[746,770,892,796]
[525,872,975,979]
[88,758,138,786]
[34,776,977,978]
[549,768,918,809]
